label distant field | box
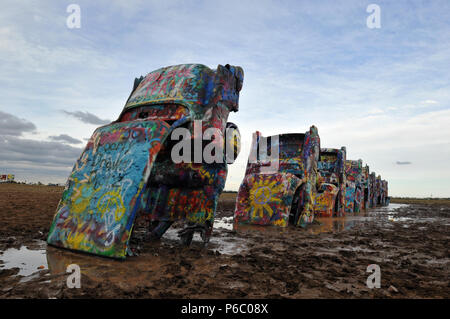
[219,192,237,201]
[217,192,237,211]
[0,183,64,193]
[0,184,237,199]
[1,183,448,207]
[390,197,450,206]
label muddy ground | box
[0,184,449,299]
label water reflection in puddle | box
[0,241,48,282]
[45,246,123,279]
[0,217,250,284]
[214,217,234,230]
[232,204,411,234]
[310,204,410,233]
[307,217,366,234]
[232,216,367,235]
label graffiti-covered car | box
[47,63,244,258]
[375,175,382,206]
[313,181,339,218]
[234,126,321,228]
[314,147,346,217]
[381,180,389,206]
[369,172,376,207]
[344,159,363,213]
[361,165,370,210]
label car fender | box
[234,172,302,227]
[47,119,174,259]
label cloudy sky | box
[1,0,449,197]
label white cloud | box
[367,108,385,115]
[421,99,438,105]
[0,26,116,75]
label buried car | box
[314,147,346,217]
[369,172,377,208]
[344,159,363,213]
[381,180,389,206]
[47,63,244,258]
[361,165,370,210]
[234,125,325,228]
[375,175,382,207]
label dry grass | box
[219,192,237,201]
[0,183,64,193]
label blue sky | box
[1,0,449,197]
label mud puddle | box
[0,216,248,285]
[0,240,48,282]
[160,222,248,255]
[309,203,410,233]
[0,205,405,284]
[2,203,448,298]
[214,216,234,230]
[231,204,410,235]
[2,184,449,298]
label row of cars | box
[234,126,389,228]
[47,63,388,258]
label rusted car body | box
[47,63,244,258]
[344,159,363,213]
[314,147,346,217]
[234,126,322,228]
